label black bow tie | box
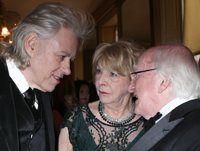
[143,112,162,132]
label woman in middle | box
[59,41,145,151]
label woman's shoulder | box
[88,100,99,116]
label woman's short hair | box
[92,41,143,80]
[1,2,95,69]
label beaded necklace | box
[98,102,136,126]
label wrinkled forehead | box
[137,48,155,70]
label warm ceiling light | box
[1,27,10,37]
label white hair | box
[152,45,200,99]
[0,2,95,69]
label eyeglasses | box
[131,68,157,75]
[131,68,157,80]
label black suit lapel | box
[0,59,19,150]
[0,59,34,151]
[150,100,200,150]
[11,79,34,131]
[130,113,183,151]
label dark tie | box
[23,88,41,126]
[143,112,162,132]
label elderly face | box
[27,27,78,92]
[133,53,159,120]
[95,63,131,105]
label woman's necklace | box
[98,101,136,126]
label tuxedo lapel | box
[0,59,34,151]
[12,80,34,131]
[0,59,19,150]
[130,113,183,151]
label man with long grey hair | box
[0,2,95,151]
[130,44,200,151]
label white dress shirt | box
[157,96,195,122]
[6,59,38,109]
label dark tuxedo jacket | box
[130,99,200,151]
[0,59,55,151]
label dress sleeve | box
[60,106,78,129]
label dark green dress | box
[60,104,145,151]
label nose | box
[61,59,71,75]
[98,72,107,86]
[83,92,88,97]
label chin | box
[48,87,56,92]
[43,85,56,92]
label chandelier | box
[0,1,21,43]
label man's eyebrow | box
[71,56,76,61]
[61,51,70,56]
[59,50,76,60]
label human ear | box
[128,78,135,93]
[25,32,38,57]
[158,78,169,93]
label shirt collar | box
[157,96,195,122]
[6,59,29,93]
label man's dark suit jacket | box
[130,99,200,151]
[0,59,55,151]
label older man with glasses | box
[130,44,200,151]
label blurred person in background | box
[74,80,91,104]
